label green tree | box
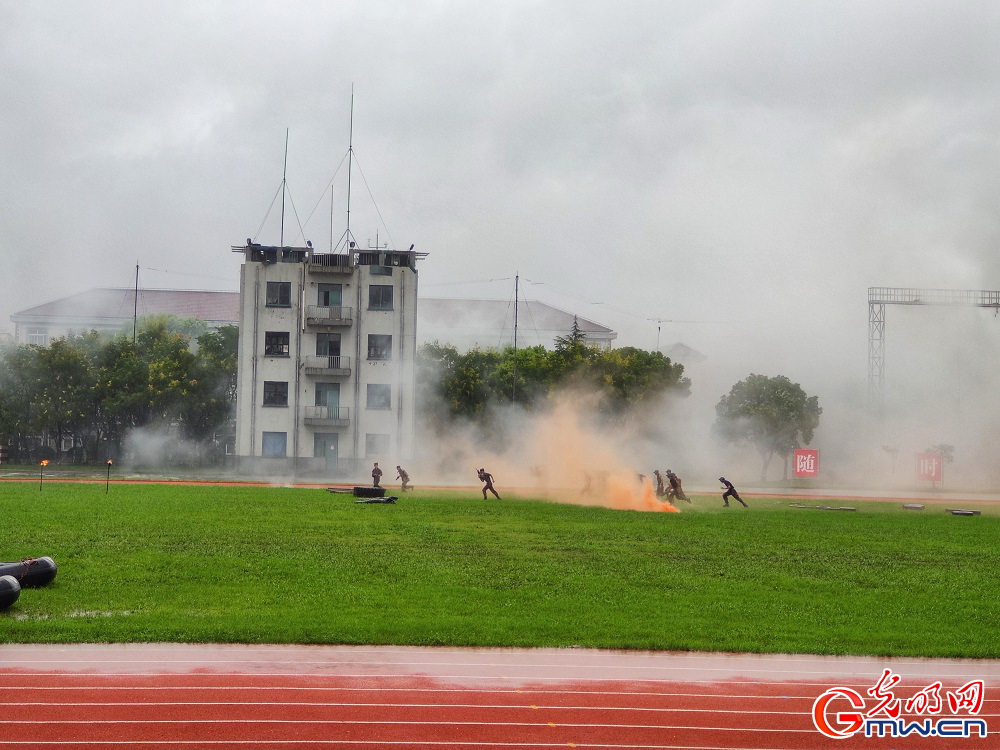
[713,374,822,481]
[924,443,955,464]
[416,333,691,445]
[589,347,690,416]
[32,336,95,463]
[91,337,150,456]
[120,314,208,341]
[0,343,42,461]
[0,319,237,465]
[182,326,239,443]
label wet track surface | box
[2,644,997,748]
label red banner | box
[794,449,819,478]
[917,453,943,482]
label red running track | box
[0,644,997,748]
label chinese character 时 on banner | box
[916,452,943,482]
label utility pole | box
[133,263,139,344]
[512,274,519,401]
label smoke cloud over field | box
[414,296,1000,500]
[416,390,700,512]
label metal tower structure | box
[868,286,1000,396]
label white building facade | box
[233,242,422,476]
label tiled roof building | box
[10,290,616,350]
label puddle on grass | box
[10,610,135,621]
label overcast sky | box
[4,1,1000,413]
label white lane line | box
[0,742,797,749]
[5,719,816,732]
[0,701,819,715]
[2,645,994,669]
[4,685,996,702]
[3,658,995,677]
[2,672,996,687]
[10,702,1000,721]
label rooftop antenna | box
[280,128,289,247]
[649,317,671,352]
[346,86,354,248]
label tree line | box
[418,325,823,480]
[416,322,692,447]
[1,314,822,480]
[0,318,238,463]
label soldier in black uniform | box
[477,467,501,500]
[396,465,411,491]
[372,462,383,488]
[720,476,748,507]
[653,469,666,498]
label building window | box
[365,433,390,457]
[266,281,291,307]
[318,283,342,307]
[264,331,290,356]
[366,384,391,409]
[313,432,339,460]
[371,265,393,276]
[316,332,341,357]
[262,431,287,457]
[367,334,392,360]
[26,327,48,346]
[315,382,340,408]
[262,381,288,406]
[368,285,393,311]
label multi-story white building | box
[232,241,423,476]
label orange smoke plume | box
[485,393,681,513]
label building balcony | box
[307,254,353,274]
[302,355,352,377]
[306,305,353,326]
[303,405,350,427]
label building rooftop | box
[418,298,616,348]
[660,342,706,363]
[10,289,617,349]
[11,288,240,326]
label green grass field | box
[2,480,998,657]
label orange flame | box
[107,459,113,466]
[40,460,49,467]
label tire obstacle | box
[0,556,58,610]
[0,575,20,610]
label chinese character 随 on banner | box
[794,449,819,478]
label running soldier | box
[396,465,412,492]
[720,477,748,507]
[477,467,501,500]
[653,469,666,498]
[371,462,383,488]
[666,470,691,504]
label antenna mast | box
[280,128,289,247]
[346,87,354,247]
